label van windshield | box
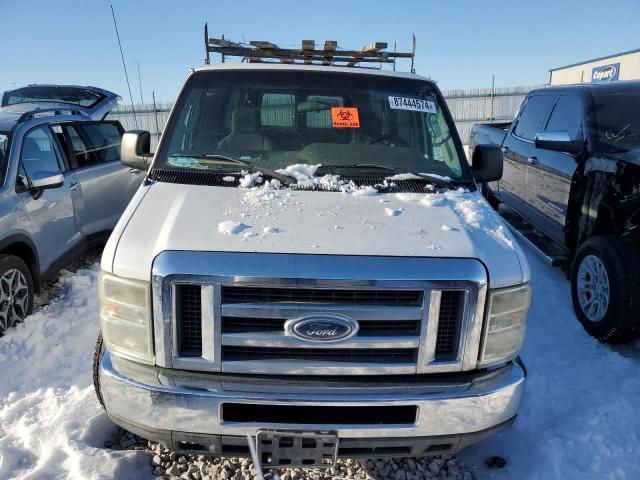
[156,70,470,182]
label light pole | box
[135,60,144,106]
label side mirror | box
[30,171,64,190]
[471,145,503,182]
[121,130,153,170]
[535,131,583,155]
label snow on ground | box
[0,265,149,480]
[384,207,403,217]
[0,245,639,479]
[461,247,640,479]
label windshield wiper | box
[318,163,455,189]
[168,154,294,185]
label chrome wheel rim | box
[577,254,610,322]
[0,269,29,332]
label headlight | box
[99,271,154,364]
[478,283,531,368]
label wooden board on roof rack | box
[203,25,415,71]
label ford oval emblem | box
[286,314,359,343]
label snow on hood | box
[103,181,529,288]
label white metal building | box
[549,48,640,85]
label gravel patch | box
[33,247,102,308]
[104,427,477,480]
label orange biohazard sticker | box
[331,107,360,128]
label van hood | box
[104,181,529,288]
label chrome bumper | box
[100,351,525,455]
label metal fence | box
[107,84,546,149]
[441,84,545,143]
[107,102,173,150]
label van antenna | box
[410,33,416,74]
[393,42,397,71]
[204,23,210,64]
[110,4,138,129]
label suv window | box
[66,122,122,167]
[0,133,10,184]
[20,126,63,181]
[545,95,583,140]
[514,95,556,141]
[64,125,94,168]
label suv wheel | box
[0,255,34,336]
[571,235,640,343]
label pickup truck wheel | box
[93,332,106,409]
[571,236,640,343]
[0,254,34,336]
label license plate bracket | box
[255,430,338,469]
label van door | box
[60,121,143,239]
[499,93,556,214]
[527,94,584,243]
[16,126,82,274]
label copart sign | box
[592,63,620,82]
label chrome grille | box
[222,318,420,336]
[176,284,202,357]
[222,286,422,306]
[435,291,464,360]
[152,252,487,375]
[222,346,417,363]
[174,285,466,374]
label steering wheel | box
[368,135,410,147]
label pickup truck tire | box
[93,332,106,410]
[571,235,640,343]
[0,254,34,336]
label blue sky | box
[1,0,639,102]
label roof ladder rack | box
[204,24,416,71]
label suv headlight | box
[478,283,531,368]
[99,271,154,364]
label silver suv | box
[0,85,144,334]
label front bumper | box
[100,351,526,457]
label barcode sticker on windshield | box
[388,96,437,113]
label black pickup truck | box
[470,81,640,343]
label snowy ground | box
[0,245,639,479]
[461,250,640,479]
[0,264,150,480]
